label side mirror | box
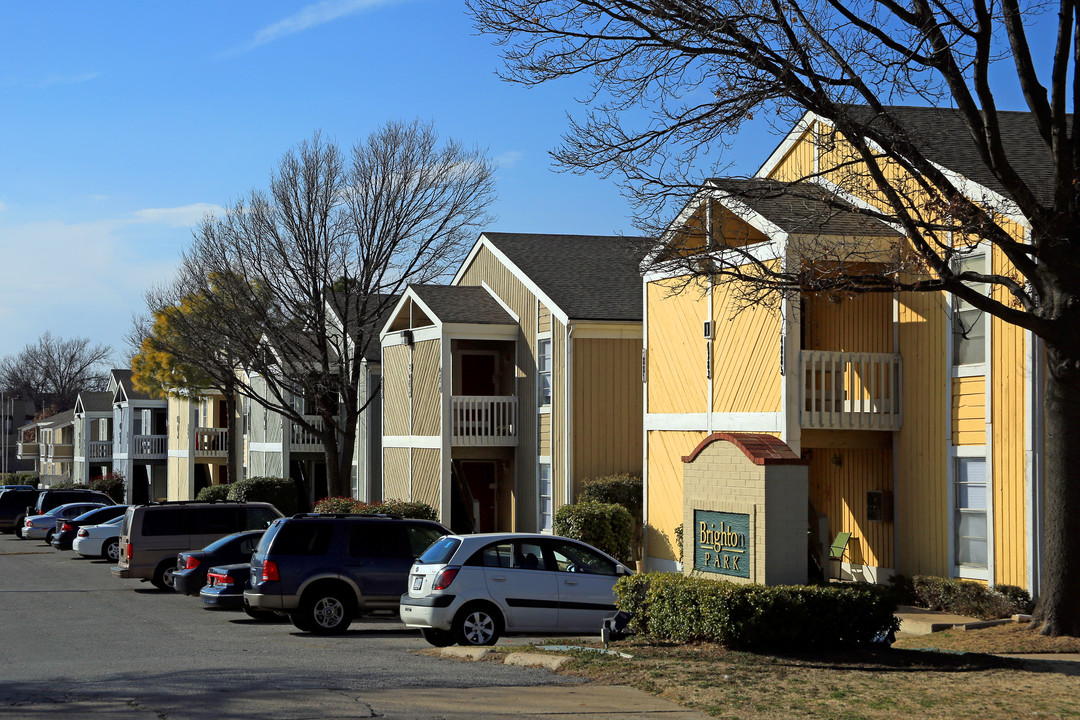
[616,564,631,575]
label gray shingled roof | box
[410,285,516,325]
[707,178,900,237]
[77,391,113,413]
[39,409,75,428]
[481,232,647,322]
[112,369,156,402]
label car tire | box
[44,529,55,544]
[14,516,25,539]
[289,612,316,632]
[151,560,174,591]
[421,628,456,647]
[301,589,353,635]
[102,538,120,562]
[453,603,503,646]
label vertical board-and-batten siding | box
[383,447,409,500]
[646,430,707,562]
[807,447,893,569]
[383,344,410,437]
[711,278,783,413]
[412,339,441,437]
[457,243,538,530]
[572,337,644,494]
[412,448,441,509]
[647,280,709,414]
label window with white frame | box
[954,456,988,570]
[538,338,552,407]
[952,254,986,366]
[538,461,552,532]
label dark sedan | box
[199,563,286,621]
[51,505,129,551]
[171,530,263,597]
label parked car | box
[400,533,632,647]
[22,502,109,542]
[50,505,129,551]
[18,489,115,539]
[200,563,257,611]
[170,530,264,597]
[0,484,35,491]
[245,514,449,634]
[113,501,283,590]
[73,515,125,561]
[0,489,40,536]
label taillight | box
[61,523,73,533]
[208,572,232,586]
[126,543,133,560]
[261,560,279,582]
[25,519,32,527]
[432,567,460,590]
[77,528,89,537]
[184,556,201,570]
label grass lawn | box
[509,626,1080,719]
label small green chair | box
[829,532,852,580]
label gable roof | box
[409,285,517,325]
[75,391,113,414]
[326,293,400,363]
[465,232,648,323]
[111,370,156,402]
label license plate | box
[412,575,423,591]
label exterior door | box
[478,539,558,631]
[548,538,621,632]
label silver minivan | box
[112,501,282,589]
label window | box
[549,539,618,575]
[538,462,552,532]
[955,457,988,569]
[537,338,552,406]
[952,254,986,366]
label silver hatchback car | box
[399,532,632,646]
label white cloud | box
[35,71,99,88]
[130,203,224,228]
[496,151,524,169]
[225,0,401,56]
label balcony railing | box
[46,443,74,461]
[131,434,168,459]
[16,442,39,460]
[290,415,325,453]
[195,427,228,457]
[800,351,902,431]
[88,440,113,460]
[451,396,518,447]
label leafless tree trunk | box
[468,0,1079,635]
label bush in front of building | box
[89,472,125,503]
[227,476,301,516]
[195,484,232,503]
[554,500,634,563]
[312,496,440,521]
[47,481,89,490]
[580,474,643,561]
[898,575,1033,619]
[614,572,899,650]
[2,472,39,487]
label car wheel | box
[14,516,25,539]
[151,560,174,591]
[44,528,55,544]
[421,628,456,647]
[453,603,502,646]
[102,538,120,562]
[301,590,352,635]
[290,611,315,632]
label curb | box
[435,647,572,669]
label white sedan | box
[73,515,125,561]
[22,503,108,542]
[400,532,632,646]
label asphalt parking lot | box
[0,533,705,719]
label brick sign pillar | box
[681,433,809,586]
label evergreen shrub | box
[554,500,633,563]
[227,477,301,516]
[905,575,1033,619]
[195,484,232,503]
[311,496,439,520]
[89,473,125,503]
[614,572,900,650]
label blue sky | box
[0,1,1059,367]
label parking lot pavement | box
[0,534,706,719]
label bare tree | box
[0,332,112,413]
[469,0,1079,635]
[185,121,497,498]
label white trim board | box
[382,435,442,450]
[645,412,784,433]
[453,235,571,325]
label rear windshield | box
[416,537,461,565]
[267,521,334,556]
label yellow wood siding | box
[538,305,551,333]
[538,413,551,456]
[646,430,707,562]
[802,292,892,352]
[711,279,783,413]
[765,129,816,181]
[895,291,950,576]
[412,448,441,512]
[952,377,986,446]
[412,339,442,436]
[383,344,410,437]
[807,447,894,569]
[647,279,708,414]
[459,243,538,530]
[572,337,644,496]
[383,448,409,500]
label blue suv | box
[244,514,449,634]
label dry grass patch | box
[894,622,1080,654]
[549,639,1080,719]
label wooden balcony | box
[800,351,902,431]
[194,427,228,458]
[130,434,168,459]
[451,396,518,447]
[290,415,325,453]
[88,440,113,461]
[16,442,39,460]
[46,443,74,461]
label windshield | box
[254,519,283,557]
[44,505,67,517]
[203,531,254,553]
[417,536,461,565]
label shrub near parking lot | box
[895,574,1033,619]
[615,573,899,650]
[312,497,439,520]
[554,501,633,563]
[227,477,301,515]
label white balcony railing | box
[290,414,325,453]
[451,396,518,447]
[47,443,74,461]
[131,434,168,459]
[16,442,39,460]
[195,427,228,457]
[801,351,902,431]
[88,440,113,460]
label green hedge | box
[615,572,899,650]
[312,496,439,521]
[89,473,125,503]
[227,477,301,516]
[195,484,232,503]
[554,501,633,563]
[1,472,39,487]
[896,575,1033,619]
[579,474,642,522]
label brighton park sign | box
[693,509,751,579]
